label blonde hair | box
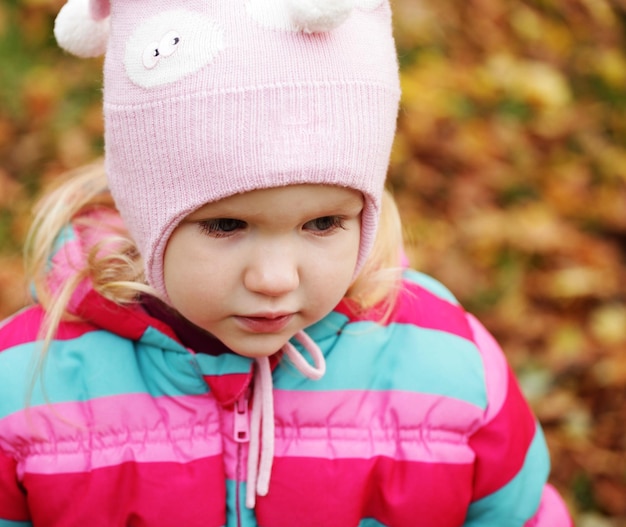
[346,189,404,317]
[25,161,405,355]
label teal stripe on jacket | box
[464,425,550,526]
[50,224,76,260]
[403,269,461,305]
[359,520,388,527]
[277,321,488,409]
[225,480,253,527]
[195,351,254,376]
[0,329,209,418]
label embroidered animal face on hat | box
[54,0,401,299]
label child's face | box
[163,184,363,358]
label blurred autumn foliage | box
[1,0,626,524]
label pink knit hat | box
[54,0,400,299]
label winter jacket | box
[0,210,572,527]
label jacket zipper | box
[234,390,250,527]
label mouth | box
[234,313,295,334]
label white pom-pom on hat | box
[287,0,355,33]
[54,0,110,58]
[357,0,385,10]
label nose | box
[243,240,300,297]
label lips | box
[234,313,294,333]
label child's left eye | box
[197,218,246,237]
[304,216,345,233]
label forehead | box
[185,185,364,220]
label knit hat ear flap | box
[287,0,355,33]
[54,0,110,58]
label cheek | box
[165,260,210,300]
[313,231,361,293]
[164,233,236,311]
[163,233,209,304]
[339,227,362,272]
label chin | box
[225,336,291,359]
[231,346,285,359]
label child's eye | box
[197,218,246,237]
[304,216,345,233]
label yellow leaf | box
[590,304,626,346]
[595,49,626,87]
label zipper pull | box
[234,391,250,443]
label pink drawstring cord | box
[282,330,326,380]
[246,355,273,509]
[245,330,326,508]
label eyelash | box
[304,216,346,234]
[196,216,346,238]
[197,218,246,238]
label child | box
[0,0,572,525]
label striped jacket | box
[0,213,571,526]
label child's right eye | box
[197,218,246,237]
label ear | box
[287,0,355,33]
[54,0,111,58]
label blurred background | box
[1,0,626,524]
